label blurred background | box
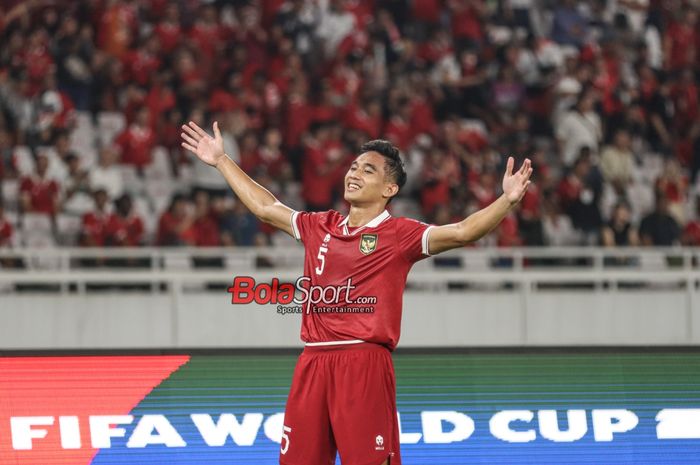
[0,0,698,248]
[1,1,700,464]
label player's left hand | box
[502,157,533,206]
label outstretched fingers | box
[521,161,533,187]
[188,121,209,138]
[181,141,197,153]
[505,156,515,176]
[182,123,201,141]
[181,131,198,147]
[518,158,530,175]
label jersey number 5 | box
[315,245,328,275]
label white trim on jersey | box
[305,339,366,346]
[421,225,435,256]
[290,211,302,241]
[338,209,391,236]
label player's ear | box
[383,183,399,200]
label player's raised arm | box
[181,121,295,237]
[427,157,533,255]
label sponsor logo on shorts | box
[375,434,384,450]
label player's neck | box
[346,203,387,228]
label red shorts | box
[279,342,401,465]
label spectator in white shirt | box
[316,0,355,58]
[89,146,124,200]
[542,195,580,246]
[555,89,602,166]
[600,128,635,185]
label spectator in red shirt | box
[237,130,263,174]
[558,151,604,243]
[345,99,383,140]
[23,29,55,97]
[188,4,225,77]
[123,34,161,87]
[259,127,293,180]
[497,212,522,247]
[410,88,437,137]
[284,82,313,148]
[115,107,156,169]
[98,0,138,59]
[105,194,144,246]
[145,76,176,129]
[655,159,688,225]
[663,8,697,72]
[19,154,60,216]
[557,152,588,209]
[157,194,196,246]
[412,0,442,26]
[154,3,181,54]
[80,189,111,246]
[384,98,414,151]
[209,72,242,114]
[671,68,699,134]
[448,0,486,49]
[310,83,341,125]
[421,148,458,219]
[192,190,221,246]
[301,122,348,211]
[173,49,206,100]
[0,203,13,248]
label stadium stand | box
[0,0,699,249]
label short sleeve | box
[291,211,323,243]
[395,217,435,263]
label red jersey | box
[154,22,181,53]
[81,211,110,246]
[19,176,59,215]
[115,124,156,168]
[0,217,12,247]
[291,209,433,351]
[104,213,144,246]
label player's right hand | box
[181,121,226,167]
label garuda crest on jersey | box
[359,233,378,255]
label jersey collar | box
[339,209,391,236]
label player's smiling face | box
[344,151,398,206]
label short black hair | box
[359,140,407,198]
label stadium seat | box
[70,111,97,166]
[62,192,94,216]
[145,179,175,218]
[97,112,126,147]
[20,213,55,248]
[144,146,172,181]
[131,194,157,242]
[13,146,35,176]
[118,165,145,195]
[1,179,19,211]
[55,213,83,246]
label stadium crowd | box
[0,0,699,249]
